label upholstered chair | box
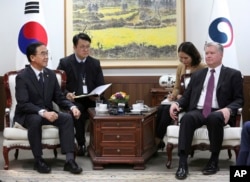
[2,69,67,170]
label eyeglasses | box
[78,45,90,50]
[36,51,49,57]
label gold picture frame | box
[64,0,185,68]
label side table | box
[150,87,172,106]
[87,108,157,170]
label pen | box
[72,92,76,98]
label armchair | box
[165,73,243,168]
[2,69,67,170]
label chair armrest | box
[235,108,242,127]
[4,107,10,127]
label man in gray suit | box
[170,42,244,180]
[14,42,82,174]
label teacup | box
[99,104,107,111]
[132,103,141,111]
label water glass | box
[95,99,103,109]
[136,100,144,110]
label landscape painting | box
[65,0,184,68]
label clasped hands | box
[43,111,59,122]
[43,107,81,122]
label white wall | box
[0,0,249,76]
[0,0,64,75]
[185,0,250,75]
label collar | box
[30,65,43,77]
[75,54,87,63]
[208,64,222,73]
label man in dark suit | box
[14,42,82,174]
[170,42,244,180]
[57,32,105,156]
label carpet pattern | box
[0,133,233,182]
[0,170,229,182]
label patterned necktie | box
[38,72,44,89]
[202,69,215,117]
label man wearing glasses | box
[57,33,106,156]
[14,42,82,174]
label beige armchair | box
[2,69,67,170]
[166,109,242,168]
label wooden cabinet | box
[150,87,172,106]
[88,108,157,170]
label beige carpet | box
[0,170,229,182]
[0,132,233,181]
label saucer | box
[130,109,141,113]
[95,108,108,113]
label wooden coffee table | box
[87,107,157,170]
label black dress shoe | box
[33,158,51,173]
[77,145,86,156]
[175,163,188,180]
[64,159,83,174]
[202,160,219,175]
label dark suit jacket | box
[14,65,75,126]
[57,54,105,96]
[177,65,244,118]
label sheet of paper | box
[161,98,172,105]
[74,83,112,99]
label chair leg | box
[234,146,240,161]
[228,149,232,159]
[3,146,10,170]
[14,149,19,160]
[53,149,58,158]
[166,143,174,169]
[190,149,194,158]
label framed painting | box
[64,0,185,68]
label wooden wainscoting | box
[243,76,250,122]
[103,76,160,107]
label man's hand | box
[66,92,75,102]
[43,111,58,122]
[71,107,81,120]
[217,108,231,124]
[169,102,180,121]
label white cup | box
[136,100,144,110]
[132,103,141,111]
[99,103,107,111]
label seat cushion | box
[3,126,59,140]
[166,125,242,146]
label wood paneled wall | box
[243,76,250,122]
[0,75,250,131]
[103,76,161,107]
